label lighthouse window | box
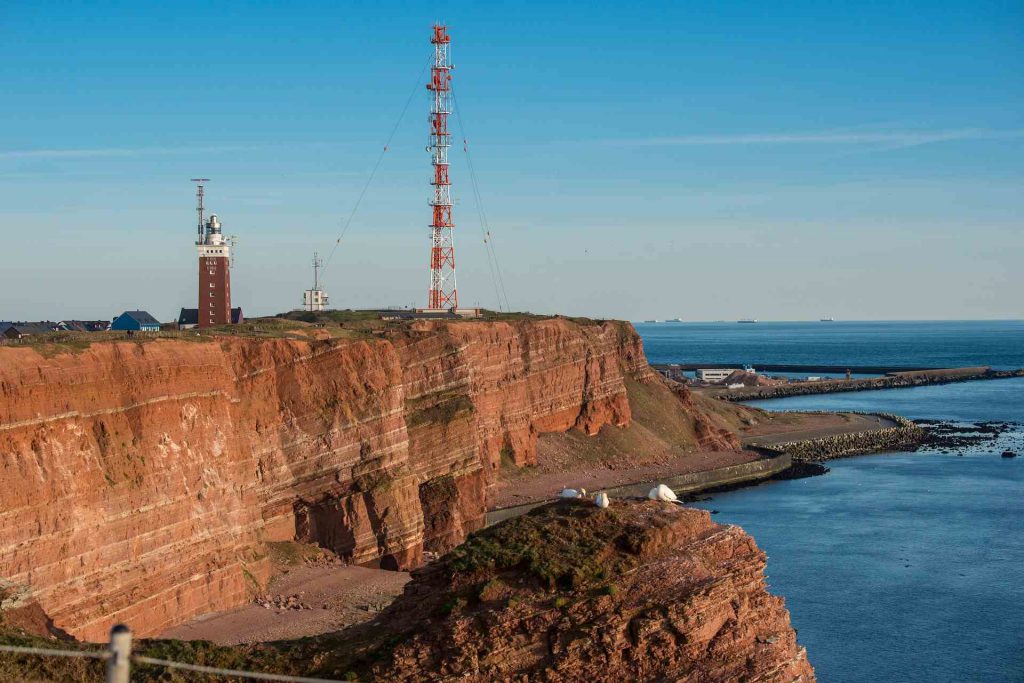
[209,282,215,288]
[209,292,214,297]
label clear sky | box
[1,1,1021,322]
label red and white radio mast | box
[426,24,458,309]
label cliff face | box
[307,500,815,682]
[0,319,657,640]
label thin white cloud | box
[601,128,1024,148]
[0,144,264,160]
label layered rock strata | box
[308,500,816,682]
[0,318,670,640]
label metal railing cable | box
[451,85,512,312]
[0,643,108,660]
[321,57,432,275]
[133,654,345,682]
[0,641,349,682]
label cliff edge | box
[0,317,742,640]
[0,500,814,682]
[330,499,816,682]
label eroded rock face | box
[0,319,664,640]
[673,384,742,451]
[312,500,815,683]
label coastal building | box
[56,320,110,332]
[110,311,161,332]
[695,368,740,383]
[303,252,329,312]
[2,322,56,339]
[303,288,329,312]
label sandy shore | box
[491,411,893,510]
[160,563,410,646]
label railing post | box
[106,624,132,683]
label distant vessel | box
[668,318,683,323]
[643,319,661,323]
[738,318,758,324]
[820,316,836,322]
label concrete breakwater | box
[752,413,925,462]
[717,367,1024,402]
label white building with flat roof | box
[695,368,740,383]
[303,288,329,312]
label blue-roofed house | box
[110,311,161,332]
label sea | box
[633,321,1024,683]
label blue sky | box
[1,1,1021,322]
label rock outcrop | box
[0,501,815,682]
[305,500,816,682]
[0,318,697,640]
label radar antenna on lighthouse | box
[426,24,458,310]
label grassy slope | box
[526,377,757,477]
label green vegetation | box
[0,309,630,358]
[476,577,507,602]
[353,470,391,495]
[277,309,385,324]
[0,627,302,683]
[264,540,328,567]
[499,443,517,470]
[420,474,458,502]
[406,393,474,428]
[439,596,468,615]
[447,502,635,592]
[352,464,407,495]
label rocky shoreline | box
[751,413,925,462]
[716,367,1024,402]
[749,412,1021,465]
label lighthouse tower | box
[192,180,232,328]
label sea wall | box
[753,413,924,462]
[486,452,791,526]
[0,318,661,640]
[719,367,1024,402]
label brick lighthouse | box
[192,179,233,328]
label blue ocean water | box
[635,322,1024,683]
[636,320,1024,370]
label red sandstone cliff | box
[0,318,698,641]
[301,500,815,682]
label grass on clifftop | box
[1,311,627,358]
[447,501,643,592]
[0,627,304,683]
